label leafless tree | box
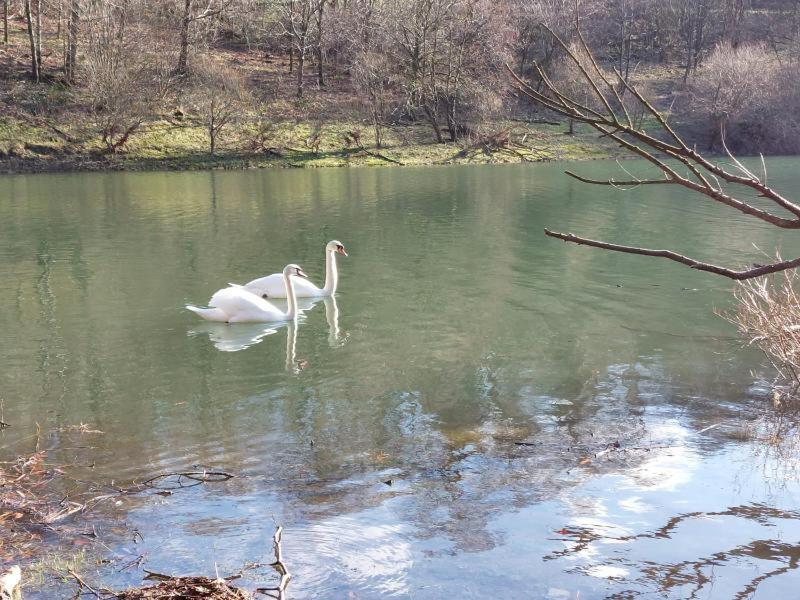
[64,0,79,83]
[315,0,325,87]
[276,0,319,97]
[508,25,800,280]
[3,0,9,44]
[175,0,229,74]
[672,0,719,81]
[23,0,42,81]
[83,1,172,153]
[188,57,248,154]
[389,0,509,143]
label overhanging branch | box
[544,229,800,280]
[507,23,800,279]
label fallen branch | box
[360,148,404,165]
[256,526,291,600]
[68,569,102,598]
[7,109,78,144]
[134,470,236,491]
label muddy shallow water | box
[2,160,800,598]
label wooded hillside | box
[1,0,798,170]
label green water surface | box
[2,161,800,598]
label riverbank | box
[0,117,622,174]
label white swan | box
[187,264,308,323]
[240,240,347,299]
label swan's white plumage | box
[187,264,306,323]
[241,240,346,299]
[242,274,322,298]
[207,286,286,323]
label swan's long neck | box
[284,271,299,320]
[322,250,338,295]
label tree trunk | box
[316,0,324,87]
[296,51,304,97]
[177,0,192,74]
[65,0,79,83]
[3,0,8,45]
[209,109,216,155]
[34,0,41,69]
[445,101,458,142]
[24,0,39,81]
[422,104,442,143]
[288,45,293,74]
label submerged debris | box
[117,576,252,599]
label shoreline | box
[0,120,624,175]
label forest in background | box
[1,0,799,171]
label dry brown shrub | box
[726,266,800,391]
[691,42,800,154]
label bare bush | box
[388,0,511,143]
[726,268,800,391]
[187,57,248,155]
[83,3,173,153]
[690,41,800,153]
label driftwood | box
[507,24,800,280]
[132,470,236,491]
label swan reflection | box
[188,296,346,364]
[324,295,349,347]
[189,321,282,352]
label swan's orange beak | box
[336,245,348,257]
[295,268,308,278]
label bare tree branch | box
[544,229,800,280]
[506,23,800,280]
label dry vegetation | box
[727,269,800,395]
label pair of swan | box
[186,240,347,323]
[191,295,347,357]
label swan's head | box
[327,240,348,256]
[283,264,308,278]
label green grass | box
[0,114,623,173]
[24,549,94,588]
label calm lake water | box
[2,160,800,598]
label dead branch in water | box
[257,526,292,600]
[68,568,104,598]
[132,470,236,491]
[117,528,288,599]
[117,575,251,599]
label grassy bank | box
[0,116,623,174]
